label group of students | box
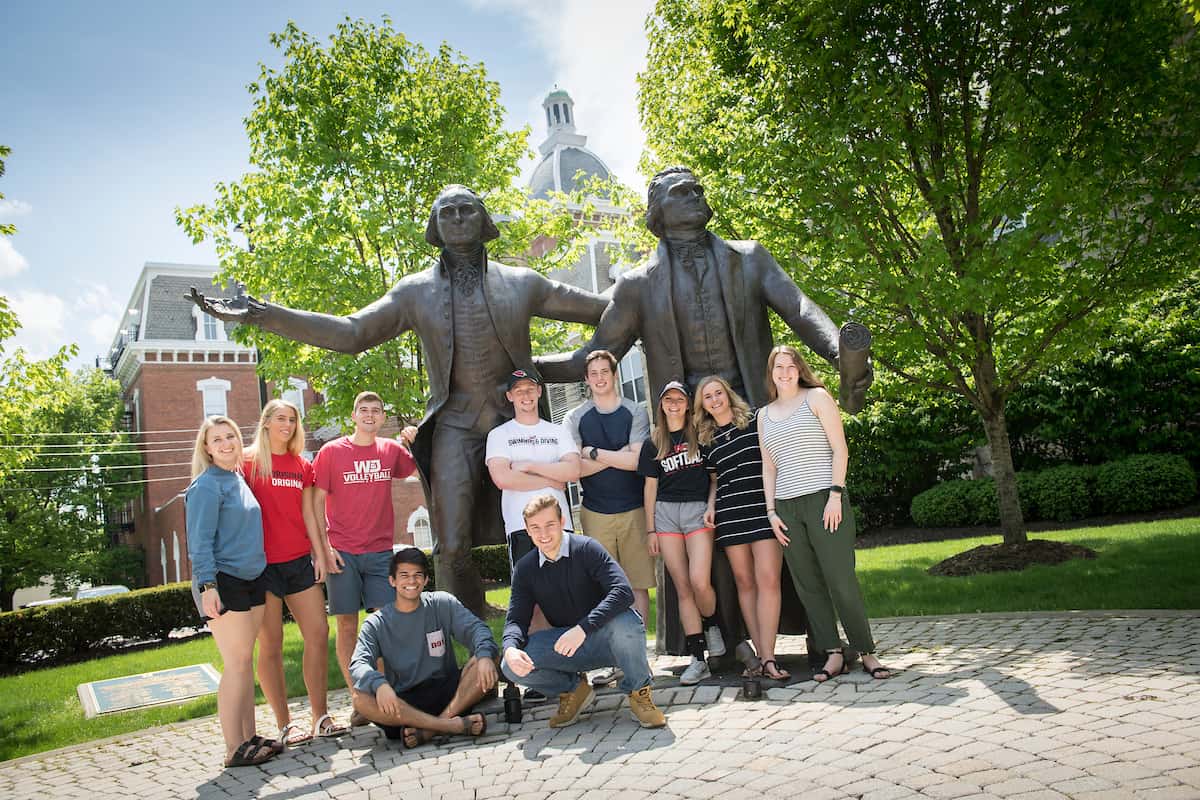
[184,343,889,770]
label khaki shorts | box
[580,506,655,590]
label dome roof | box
[529,146,611,199]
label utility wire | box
[8,461,189,474]
[0,425,256,438]
[0,439,197,449]
[0,474,191,493]
[0,446,194,458]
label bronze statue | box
[538,165,872,409]
[538,166,874,659]
[189,185,608,615]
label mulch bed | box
[926,539,1097,577]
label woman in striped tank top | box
[759,345,891,682]
[695,376,789,682]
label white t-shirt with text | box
[485,418,577,535]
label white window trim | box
[196,377,232,419]
[191,303,227,342]
[282,377,308,417]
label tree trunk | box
[979,404,1027,544]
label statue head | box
[425,185,501,249]
[645,166,714,239]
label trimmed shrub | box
[0,582,196,672]
[1095,454,1197,514]
[911,454,1196,528]
[1027,465,1096,521]
[910,480,977,527]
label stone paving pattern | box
[3,612,1198,799]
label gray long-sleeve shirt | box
[350,591,499,695]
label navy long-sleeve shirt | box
[502,533,634,651]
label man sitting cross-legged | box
[501,494,667,729]
[350,547,499,747]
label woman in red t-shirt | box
[244,399,347,743]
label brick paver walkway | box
[3,611,1197,799]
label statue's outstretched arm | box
[758,245,873,412]
[186,282,407,355]
[536,281,638,383]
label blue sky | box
[0,0,653,367]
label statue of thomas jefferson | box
[189,185,608,615]
[538,166,873,660]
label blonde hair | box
[694,375,752,446]
[653,388,699,461]
[246,399,306,482]
[765,344,826,402]
[191,416,244,480]
[522,493,563,521]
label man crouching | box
[350,548,498,747]
[501,494,666,728]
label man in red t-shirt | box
[314,391,416,708]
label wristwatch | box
[589,446,599,461]
[200,581,217,592]
[829,485,845,494]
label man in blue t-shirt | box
[562,350,653,627]
[501,494,666,730]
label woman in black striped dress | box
[695,375,789,682]
[759,344,890,683]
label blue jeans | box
[501,608,651,696]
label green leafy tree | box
[640,0,1200,543]
[178,18,586,427]
[0,369,142,611]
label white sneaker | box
[705,626,727,658]
[591,667,623,687]
[679,657,711,686]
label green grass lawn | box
[856,517,1200,616]
[1,517,1195,761]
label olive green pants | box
[778,490,876,653]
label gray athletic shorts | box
[326,549,393,615]
[653,500,712,537]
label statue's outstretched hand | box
[840,359,874,415]
[186,282,265,323]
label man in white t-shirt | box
[486,370,580,571]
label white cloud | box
[6,289,67,358]
[0,199,33,218]
[4,283,122,367]
[473,0,656,190]
[0,238,29,277]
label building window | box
[192,303,227,342]
[619,350,647,405]
[563,104,570,124]
[172,531,181,583]
[553,105,561,124]
[282,377,308,417]
[196,377,232,418]
[160,540,167,587]
[407,508,432,551]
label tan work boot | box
[628,685,666,728]
[549,676,594,728]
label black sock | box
[685,633,706,661]
[701,614,719,632]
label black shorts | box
[508,530,536,572]
[261,554,317,599]
[191,570,267,620]
[377,669,462,740]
